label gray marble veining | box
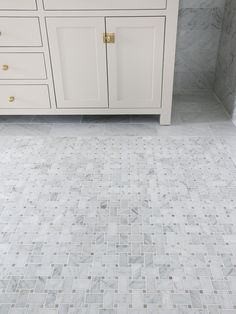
[175,0,225,93]
[214,0,236,125]
[0,134,236,314]
[0,92,235,314]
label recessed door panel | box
[106,17,165,109]
[47,18,108,108]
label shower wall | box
[214,0,236,123]
[174,0,225,93]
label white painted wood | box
[160,0,179,125]
[106,17,165,109]
[0,107,161,115]
[46,17,108,109]
[37,0,57,110]
[0,0,179,124]
[0,85,50,109]
[0,0,36,10]
[43,0,166,11]
[0,53,46,80]
[0,18,42,47]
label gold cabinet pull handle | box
[103,33,107,43]
[8,96,15,103]
[2,64,9,71]
[103,33,115,44]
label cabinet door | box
[46,18,108,109]
[106,17,165,109]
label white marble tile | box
[103,123,158,136]
[179,108,230,124]
[178,7,224,31]
[156,124,213,137]
[50,123,105,137]
[0,134,236,313]
[0,123,52,136]
[81,115,130,124]
[0,116,34,124]
[129,115,159,124]
[209,122,236,137]
[174,71,215,91]
[32,115,83,124]
[175,0,225,93]
[214,1,236,121]
[180,0,226,9]
[173,92,222,113]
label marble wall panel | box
[214,0,236,123]
[174,0,225,93]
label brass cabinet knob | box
[2,64,9,71]
[103,33,115,44]
[8,96,15,103]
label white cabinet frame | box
[0,0,179,125]
[43,0,167,11]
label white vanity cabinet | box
[0,0,179,125]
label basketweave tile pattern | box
[0,136,236,314]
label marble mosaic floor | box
[0,92,236,314]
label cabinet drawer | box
[43,0,166,10]
[0,0,36,10]
[0,85,50,109]
[0,53,46,80]
[0,18,42,47]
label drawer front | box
[0,85,51,109]
[43,0,166,10]
[0,53,46,80]
[0,0,36,10]
[0,18,42,47]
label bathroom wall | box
[214,0,236,123]
[174,0,225,93]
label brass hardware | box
[103,33,115,44]
[2,64,9,71]
[8,96,15,103]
